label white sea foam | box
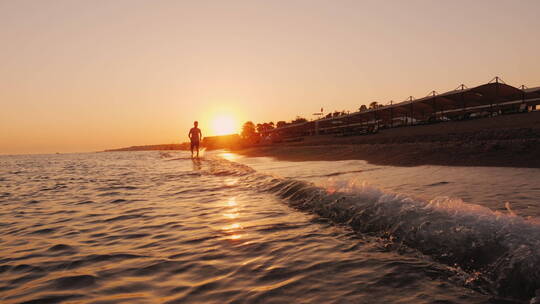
[254,174,540,299]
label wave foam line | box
[259,177,540,301]
[206,156,540,300]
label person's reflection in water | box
[192,158,202,171]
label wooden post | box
[431,91,437,121]
[390,100,393,128]
[461,85,465,108]
[460,85,465,119]
[409,96,414,126]
[495,76,500,115]
[490,77,499,117]
[520,85,526,112]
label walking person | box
[189,121,202,158]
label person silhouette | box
[188,121,202,158]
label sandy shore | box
[235,112,540,168]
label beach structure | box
[270,78,540,138]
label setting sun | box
[211,115,238,136]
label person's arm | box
[188,128,192,140]
[199,129,202,141]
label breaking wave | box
[206,157,540,300]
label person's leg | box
[190,142,194,157]
[196,143,199,158]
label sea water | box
[1,151,539,303]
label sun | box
[211,115,237,136]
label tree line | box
[241,101,386,139]
[240,116,309,140]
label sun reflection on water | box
[225,178,239,187]
[223,223,242,230]
[223,210,239,219]
[222,197,244,240]
[227,197,237,206]
[219,152,238,161]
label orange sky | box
[1,0,540,154]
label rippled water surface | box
[1,151,539,303]
[235,156,540,218]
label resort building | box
[271,78,540,138]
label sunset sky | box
[1,0,540,154]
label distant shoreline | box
[104,112,540,168]
[234,112,540,168]
[104,144,188,152]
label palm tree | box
[241,121,257,139]
[291,116,308,124]
[276,121,287,128]
[256,123,264,134]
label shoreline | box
[234,112,540,168]
[235,140,540,168]
[101,112,540,168]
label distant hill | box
[105,143,189,152]
[105,134,244,152]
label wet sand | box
[236,112,540,168]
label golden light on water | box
[223,210,239,219]
[227,197,237,206]
[222,197,243,240]
[222,222,243,240]
[225,178,239,187]
[220,152,238,161]
[223,223,242,230]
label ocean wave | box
[269,178,540,299]
[208,157,540,300]
[299,169,372,179]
